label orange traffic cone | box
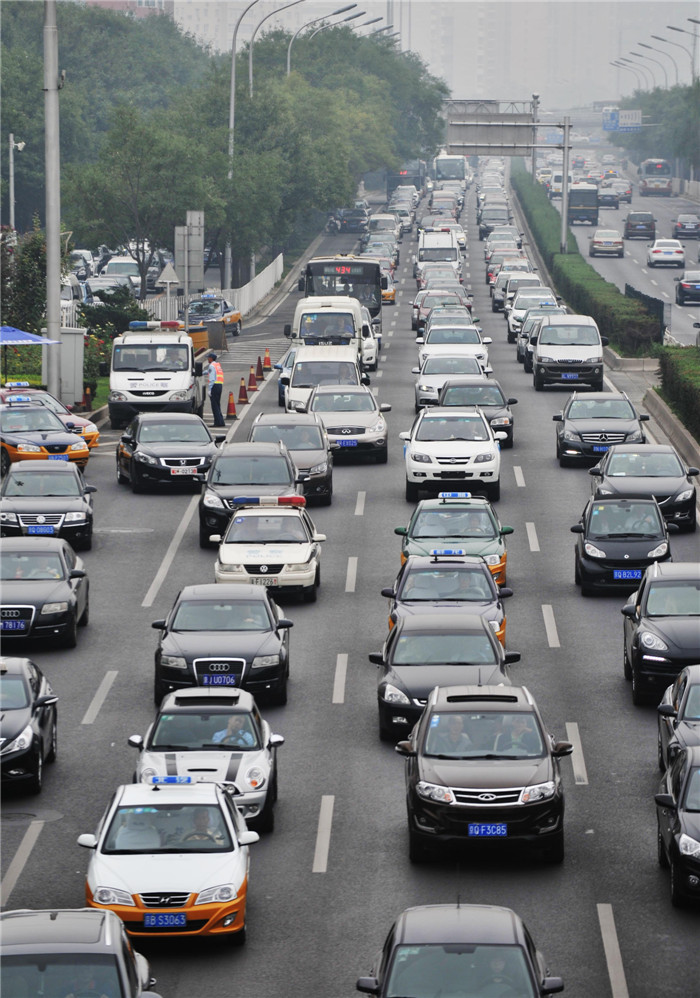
[226,391,237,419]
[238,378,249,405]
[256,355,264,380]
[83,385,92,411]
[263,347,272,373]
[248,365,258,392]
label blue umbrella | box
[0,326,61,345]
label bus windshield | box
[303,258,382,318]
[435,156,466,181]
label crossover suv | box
[623,211,656,240]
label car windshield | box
[425,329,479,345]
[384,943,536,998]
[3,472,81,496]
[539,324,599,346]
[568,399,635,420]
[442,385,505,407]
[392,633,497,665]
[1,956,124,998]
[423,357,481,376]
[587,503,662,538]
[105,261,139,275]
[416,417,489,442]
[399,567,493,601]
[0,675,31,709]
[311,392,375,413]
[412,508,497,539]
[682,768,700,812]
[606,452,683,478]
[420,248,458,262]
[0,552,64,580]
[223,513,309,544]
[150,711,261,751]
[103,803,233,853]
[112,344,189,372]
[138,421,210,443]
[211,456,291,486]
[189,300,223,317]
[171,599,271,631]
[251,425,324,450]
[423,710,545,759]
[645,583,700,617]
[291,362,358,388]
[0,408,65,433]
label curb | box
[603,347,660,373]
[643,388,700,470]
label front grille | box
[130,390,170,398]
[245,564,284,574]
[161,458,204,468]
[329,427,366,436]
[1,605,35,634]
[435,457,472,466]
[193,657,246,683]
[44,444,68,454]
[580,432,627,443]
[453,786,523,806]
[140,892,191,908]
[18,513,64,526]
[559,358,583,364]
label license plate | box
[337,439,358,447]
[170,467,197,475]
[202,675,238,686]
[143,913,187,928]
[592,445,609,453]
[28,525,55,534]
[47,454,69,461]
[252,577,278,586]
[562,373,579,380]
[468,823,507,837]
[1,620,27,631]
[613,569,642,581]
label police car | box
[77,779,258,943]
[211,496,325,602]
[185,294,242,335]
[1,383,99,449]
[1,400,90,477]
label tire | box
[230,926,246,946]
[657,729,665,773]
[27,751,43,795]
[271,674,288,706]
[79,529,93,552]
[252,792,275,833]
[78,597,90,627]
[131,466,145,494]
[489,480,500,502]
[303,578,318,603]
[0,448,10,478]
[618,250,624,258]
[231,321,241,337]
[116,459,128,485]
[533,373,544,392]
[405,480,419,502]
[686,515,697,533]
[623,642,632,680]
[46,715,58,763]
[670,860,687,908]
[154,678,168,705]
[110,417,124,430]
[631,666,651,706]
[319,488,333,506]
[501,434,513,450]
[62,613,78,649]
[574,556,581,586]
[580,584,595,598]
[375,447,388,464]
[196,400,205,418]
[507,330,516,343]
[542,831,564,864]
[657,826,670,868]
[199,522,214,548]
[408,828,430,864]
[524,356,533,374]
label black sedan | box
[437,377,517,447]
[116,412,225,494]
[356,903,564,997]
[589,443,698,532]
[0,537,89,648]
[370,613,518,742]
[0,460,96,550]
[0,656,58,794]
[622,561,700,705]
[675,270,700,305]
[656,745,700,907]
[672,214,700,239]
[553,392,649,466]
[597,187,620,209]
[571,497,675,597]
[658,665,700,772]
[152,584,293,706]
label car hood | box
[136,443,216,459]
[583,535,666,557]
[322,412,384,430]
[207,484,296,499]
[136,749,257,787]
[642,617,700,654]
[404,537,501,559]
[0,705,32,745]
[597,476,687,499]
[567,419,638,435]
[0,497,88,513]
[393,601,499,622]
[287,447,327,471]
[90,850,243,895]
[1,579,71,603]
[385,663,509,697]
[680,809,700,842]
[419,754,551,789]
[160,631,279,661]
[218,543,315,566]
[674,721,700,751]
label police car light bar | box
[150,775,192,785]
[430,549,466,557]
[230,496,306,507]
[438,492,472,500]
[5,382,30,388]
[5,395,33,403]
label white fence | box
[61,253,284,329]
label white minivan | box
[530,314,608,392]
[282,345,370,412]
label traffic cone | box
[226,391,237,419]
[263,347,272,373]
[256,355,264,380]
[83,385,92,411]
[248,365,257,392]
[238,378,249,405]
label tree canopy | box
[606,82,700,174]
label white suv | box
[416,325,492,372]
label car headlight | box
[284,560,313,574]
[243,766,266,791]
[640,631,668,651]
[584,542,606,558]
[170,389,193,401]
[679,833,700,858]
[490,417,511,427]
[416,781,455,805]
[1,722,34,755]
[647,541,668,558]
[17,444,41,453]
[520,781,556,803]
[252,654,280,670]
[309,462,328,475]
[109,391,127,402]
[83,422,98,434]
[41,602,69,614]
[64,512,87,523]
[483,554,502,566]
[203,492,224,508]
[381,683,410,705]
[410,452,432,463]
[134,451,158,465]
[563,430,580,442]
[626,430,643,443]
[68,441,89,452]
[584,356,603,364]
[139,767,158,783]
[369,420,386,433]
[160,654,187,669]
[93,887,135,906]
[216,561,244,573]
[675,489,694,503]
[474,452,495,463]
[417,385,436,393]
[0,511,18,524]
[538,356,555,364]
[195,884,237,905]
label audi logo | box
[208,663,230,672]
[1,610,21,618]
[477,793,497,802]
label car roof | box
[393,904,527,947]
[0,537,69,552]
[132,412,207,424]
[160,688,255,712]
[218,441,288,456]
[603,443,676,455]
[394,612,490,634]
[0,656,35,675]
[644,561,700,581]
[415,496,494,510]
[116,781,221,807]
[0,908,123,952]
[403,553,490,569]
[177,583,270,600]
[5,460,79,474]
[252,412,323,427]
[431,684,532,710]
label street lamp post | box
[611,60,643,90]
[630,50,666,88]
[619,56,651,88]
[8,134,26,232]
[640,42,678,85]
[531,93,539,179]
[666,25,699,81]
[309,10,365,39]
[249,0,306,98]
[287,4,356,75]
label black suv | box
[553,392,649,466]
[0,908,161,997]
[623,211,656,239]
[396,685,572,863]
[0,460,96,550]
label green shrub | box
[657,347,700,440]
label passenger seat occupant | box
[114,813,160,850]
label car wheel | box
[405,480,419,502]
[62,613,78,649]
[154,678,168,705]
[524,356,533,374]
[618,250,624,258]
[574,555,581,586]
[685,515,697,533]
[79,528,93,552]
[580,583,595,597]
[501,434,513,450]
[303,574,318,603]
[542,831,564,864]
[46,714,58,763]
[0,448,10,477]
[489,480,500,502]
[408,828,430,863]
[116,459,128,485]
[657,825,670,867]
[27,750,43,795]
[631,666,651,706]
[196,401,205,418]
[252,792,275,833]
[199,522,214,548]
[78,597,90,627]
[110,417,124,430]
[623,642,632,680]
[319,487,333,506]
[376,447,388,464]
[670,860,687,908]
[507,329,515,343]
[230,926,246,946]
[131,465,145,494]
[533,373,544,392]
[232,321,241,337]
[271,674,288,706]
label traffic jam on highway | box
[1,151,700,998]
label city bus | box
[298,256,385,333]
[433,154,468,185]
[638,159,673,196]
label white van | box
[100,256,140,293]
[413,230,461,283]
[282,345,370,413]
[549,173,572,199]
[108,321,206,429]
[530,314,608,391]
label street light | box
[639,42,678,85]
[611,60,643,90]
[371,24,394,34]
[358,16,383,28]
[249,0,306,98]
[630,50,666,87]
[667,25,699,80]
[287,4,356,75]
[309,9,365,38]
[8,133,26,232]
[652,35,691,83]
[619,56,651,88]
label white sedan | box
[646,239,685,268]
[416,325,492,372]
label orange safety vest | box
[210,361,224,384]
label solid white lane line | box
[94,528,154,533]
[513,466,526,488]
[565,722,589,785]
[82,671,119,725]
[1,820,44,903]
[142,495,199,607]
[355,492,366,516]
[332,653,348,704]
[525,522,540,552]
[597,904,630,998]
[541,604,560,648]
[312,795,335,873]
[345,557,358,592]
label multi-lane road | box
[2,179,699,998]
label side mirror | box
[269,733,285,748]
[209,534,222,544]
[77,833,97,849]
[640,414,650,422]
[356,978,381,995]
[120,434,133,444]
[297,277,304,292]
[280,376,290,386]
[498,587,513,599]
[411,367,420,374]
[588,466,601,476]
[500,525,514,536]
[151,619,166,629]
[361,374,371,385]
[194,361,203,377]
[570,524,584,534]
[601,336,609,346]
[277,618,294,629]
[552,741,574,758]
[494,431,507,441]
[128,734,144,750]
[399,431,410,441]
[84,484,97,494]
[238,831,260,846]
[379,403,392,412]
[394,526,407,536]
[368,652,384,665]
[274,363,283,371]
[687,467,699,477]
[621,604,637,619]
[284,323,291,337]
[654,793,676,810]
[394,740,415,757]
[312,533,327,542]
[214,434,226,444]
[657,703,677,718]
[507,397,518,405]
[504,651,521,664]
[381,588,396,598]
[69,569,86,579]
[552,413,563,422]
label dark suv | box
[623,211,656,239]
[396,685,572,863]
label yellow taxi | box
[0,384,99,449]
[381,271,397,305]
[1,402,90,477]
[186,294,243,336]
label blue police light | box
[438,492,472,500]
[150,775,192,785]
[6,395,33,402]
[5,382,30,388]
[430,549,466,557]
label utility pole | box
[44,0,62,398]
[560,117,571,256]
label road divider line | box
[525,522,539,552]
[332,653,348,704]
[375,370,383,378]
[142,495,199,607]
[355,492,366,516]
[82,670,119,725]
[565,722,588,785]
[345,557,358,593]
[541,604,560,648]
[388,329,394,337]
[1,820,44,904]
[312,795,335,872]
[513,466,526,487]
[597,904,630,998]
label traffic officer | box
[206,351,225,427]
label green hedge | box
[657,347,700,441]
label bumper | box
[379,699,424,735]
[7,451,89,470]
[214,564,317,590]
[131,463,208,485]
[535,363,604,387]
[109,400,197,422]
[1,746,40,785]
[330,435,387,455]
[578,555,667,591]
[0,522,91,545]
[86,886,247,939]
[200,508,232,537]
[407,797,564,849]
[558,440,627,461]
[406,465,499,490]
[300,469,333,500]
